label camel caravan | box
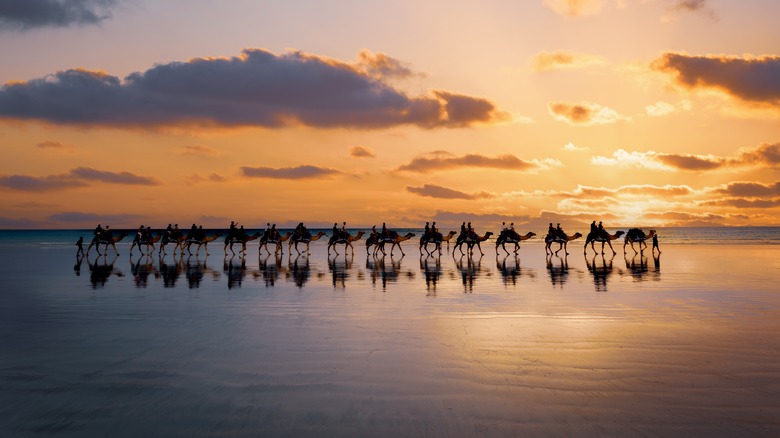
[82,219,660,259]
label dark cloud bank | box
[0,49,505,129]
[0,0,119,30]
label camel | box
[440,230,458,248]
[495,230,536,255]
[365,233,379,255]
[259,231,292,255]
[454,232,493,256]
[187,232,222,256]
[623,229,656,254]
[224,232,261,256]
[289,231,327,254]
[130,232,161,256]
[87,232,128,256]
[159,234,186,256]
[328,230,364,255]
[375,232,416,257]
[419,231,456,257]
[584,230,625,256]
[545,232,583,256]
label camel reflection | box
[256,253,283,287]
[585,254,616,292]
[496,255,534,287]
[420,255,442,295]
[158,255,184,288]
[455,254,483,293]
[289,254,312,288]
[624,254,661,282]
[185,255,220,288]
[329,253,354,288]
[87,253,122,289]
[130,254,160,288]
[366,254,412,290]
[223,255,247,289]
[546,254,570,288]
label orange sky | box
[1,0,779,230]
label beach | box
[1,233,780,436]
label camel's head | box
[528,231,537,237]
[572,232,583,239]
[615,230,625,238]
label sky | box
[0,0,779,230]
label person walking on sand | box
[652,232,661,254]
[76,236,84,256]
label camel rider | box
[239,225,246,239]
[136,225,144,243]
[332,223,339,239]
[341,222,347,238]
[94,224,104,239]
[424,222,430,240]
[591,221,598,236]
[229,221,237,240]
[548,223,555,238]
[467,222,475,239]
[166,224,173,237]
[431,222,437,236]
[271,224,278,240]
[598,221,607,239]
[381,223,388,239]
[556,223,567,240]
[104,226,113,240]
[370,225,377,240]
[460,222,467,238]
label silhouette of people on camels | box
[585,220,624,255]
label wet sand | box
[1,241,780,436]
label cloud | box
[185,173,228,185]
[563,142,588,151]
[240,165,341,180]
[0,167,158,191]
[0,0,119,30]
[700,198,780,209]
[406,184,495,200]
[357,50,416,79]
[652,52,780,106]
[397,152,562,173]
[644,101,676,117]
[350,146,375,158]
[0,174,87,191]
[35,140,74,150]
[543,0,604,17]
[69,167,158,185]
[592,143,780,171]
[669,0,717,20]
[701,180,780,209]
[549,101,629,125]
[709,181,780,198]
[532,51,605,72]
[0,49,506,129]
[177,145,218,156]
